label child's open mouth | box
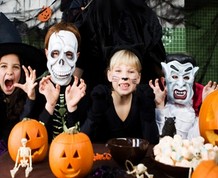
[5,79,14,90]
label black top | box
[80,84,159,144]
[0,90,25,155]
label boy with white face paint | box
[21,22,86,142]
[149,53,218,139]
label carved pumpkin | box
[192,160,218,178]
[49,127,94,178]
[199,90,218,145]
[37,6,52,22]
[8,118,48,163]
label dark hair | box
[0,54,26,121]
[166,53,197,66]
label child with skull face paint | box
[21,22,87,142]
[149,53,218,139]
[80,48,159,144]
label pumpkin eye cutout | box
[61,151,67,158]
[73,150,79,158]
[36,130,42,137]
[25,133,30,141]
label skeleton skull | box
[47,30,78,86]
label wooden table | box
[0,144,188,178]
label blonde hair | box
[108,49,142,72]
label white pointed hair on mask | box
[47,30,78,86]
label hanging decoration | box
[37,6,52,22]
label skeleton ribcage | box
[52,93,68,138]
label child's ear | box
[107,69,112,82]
[77,52,80,58]
[45,49,48,56]
[136,73,141,84]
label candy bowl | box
[106,138,149,167]
[152,134,218,178]
[152,157,191,178]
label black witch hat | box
[0,12,47,77]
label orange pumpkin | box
[37,6,52,22]
[199,90,218,145]
[192,160,218,178]
[49,127,94,178]
[8,118,48,163]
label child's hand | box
[39,75,60,114]
[65,76,86,112]
[14,65,37,100]
[202,81,218,101]
[149,77,167,109]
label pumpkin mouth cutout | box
[205,130,218,145]
[31,146,45,156]
[60,168,80,178]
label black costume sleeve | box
[136,85,159,144]
[80,85,110,138]
[20,98,35,120]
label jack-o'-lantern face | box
[49,130,94,178]
[8,118,48,162]
[199,90,218,145]
[37,6,52,22]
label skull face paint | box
[161,61,199,105]
[47,30,78,86]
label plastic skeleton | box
[10,138,33,178]
[125,160,153,178]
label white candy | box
[182,139,190,148]
[159,156,174,166]
[181,147,193,160]
[153,135,218,168]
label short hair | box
[44,22,81,51]
[166,53,197,66]
[108,49,142,72]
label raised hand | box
[14,65,37,100]
[39,75,60,114]
[149,77,167,109]
[202,80,218,101]
[65,76,86,112]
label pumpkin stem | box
[22,118,31,121]
[66,126,79,134]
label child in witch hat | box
[0,12,47,156]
